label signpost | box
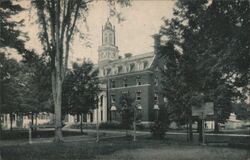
[192,102,214,145]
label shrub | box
[99,122,123,130]
[150,122,166,139]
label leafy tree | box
[31,0,130,141]
[158,0,249,139]
[0,0,26,52]
[62,59,99,133]
[0,53,22,130]
[20,52,52,129]
[118,93,135,136]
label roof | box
[97,52,156,77]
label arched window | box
[109,33,112,44]
[105,33,108,43]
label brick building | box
[86,19,165,123]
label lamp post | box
[153,104,159,122]
[111,104,117,122]
[133,104,142,142]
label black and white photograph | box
[0,0,250,159]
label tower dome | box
[104,18,112,30]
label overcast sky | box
[14,0,175,64]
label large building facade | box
[87,19,165,123]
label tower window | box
[105,34,108,43]
[109,33,112,44]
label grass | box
[0,130,87,140]
[0,137,249,160]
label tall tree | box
[158,0,250,136]
[31,0,92,141]
[31,0,130,141]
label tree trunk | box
[0,79,2,138]
[53,0,63,143]
[10,114,13,131]
[53,75,63,142]
[31,112,34,131]
[197,119,202,142]
[188,116,193,142]
[80,114,83,133]
[214,119,219,133]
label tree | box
[0,53,22,130]
[31,0,130,141]
[158,0,249,138]
[118,93,135,136]
[20,51,52,129]
[0,0,26,52]
[158,0,209,141]
[62,59,99,133]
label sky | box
[12,0,175,64]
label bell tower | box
[98,19,119,65]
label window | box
[123,79,128,87]
[100,95,103,107]
[101,111,103,121]
[107,68,111,75]
[136,77,141,85]
[105,34,108,43]
[130,63,135,71]
[118,66,122,73]
[154,93,158,101]
[143,61,148,69]
[109,33,112,43]
[111,95,115,103]
[154,78,158,86]
[136,91,141,101]
[111,80,115,88]
[164,97,168,103]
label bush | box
[99,122,123,130]
[150,122,166,139]
[69,123,96,129]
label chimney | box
[124,53,132,58]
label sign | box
[192,102,214,118]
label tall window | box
[136,91,141,101]
[111,80,115,88]
[154,93,158,101]
[100,95,103,107]
[109,33,112,44]
[123,79,128,87]
[111,95,115,103]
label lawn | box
[0,130,87,140]
[0,137,249,160]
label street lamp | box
[153,104,159,122]
[111,105,117,122]
[133,104,142,142]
